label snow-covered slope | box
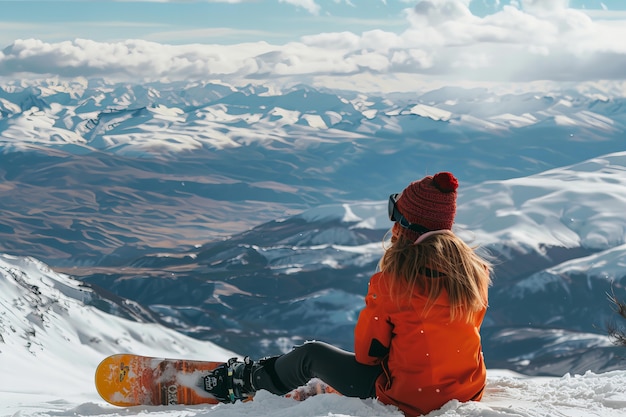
[0,254,235,405]
[458,152,626,253]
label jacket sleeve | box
[354,273,393,365]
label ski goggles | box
[388,193,431,234]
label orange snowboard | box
[95,354,224,406]
[95,353,341,407]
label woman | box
[204,172,493,416]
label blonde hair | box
[379,232,492,323]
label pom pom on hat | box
[396,172,458,235]
[432,172,458,193]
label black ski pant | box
[256,341,382,398]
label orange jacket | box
[354,272,487,417]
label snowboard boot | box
[202,356,290,403]
[202,357,256,403]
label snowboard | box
[95,353,339,407]
[94,354,225,406]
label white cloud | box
[520,0,570,13]
[300,31,361,49]
[279,0,321,15]
[1,2,626,90]
[400,1,626,81]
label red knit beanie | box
[396,172,458,234]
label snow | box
[408,104,452,121]
[455,151,626,254]
[545,243,626,280]
[2,369,625,417]
[1,254,626,417]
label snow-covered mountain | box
[1,79,625,380]
[55,152,624,375]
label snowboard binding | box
[203,357,256,403]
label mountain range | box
[1,78,625,376]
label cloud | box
[400,1,626,80]
[1,2,626,90]
[279,0,321,15]
[520,0,570,13]
[0,38,275,79]
[411,0,473,25]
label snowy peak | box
[0,254,92,352]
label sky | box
[2,0,626,92]
[2,0,626,46]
